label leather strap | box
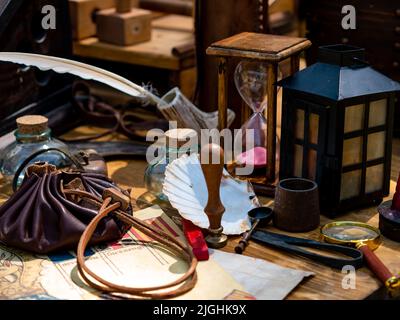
[65,189,198,299]
[60,82,167,143]
[62,98,121,142]
[252,230,364,270]
[60,83,121,142]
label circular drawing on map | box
[0,249,24,297]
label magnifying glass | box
[321,221,400,296]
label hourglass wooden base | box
[207,32,311,184]
[226,162,277,198]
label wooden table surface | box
[69,127,398,300]
[1,125,399,300]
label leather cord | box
[60,82,167,143]
[59,83,121,142]
[64,189,198,299]
[63,97,121,142]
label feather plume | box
[0,52,162,104]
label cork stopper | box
[165,128,198,149]
[16,115,48,135]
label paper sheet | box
[210,250,314,300]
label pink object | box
[236,146,267,168]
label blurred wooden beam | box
[140,0,193,16]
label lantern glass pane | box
[294,144,303,177]
[367,131,386,161]
[340,170,362,200]
[308,149,317,180]
[366,164,384,193]
[309,113,319,145]
[344,104,364,133]
[342,137,363,166]
[369,99,387,128]
[295,109,304,140]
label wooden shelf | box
[73,14,195,71]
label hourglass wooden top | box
[207,32,311,62]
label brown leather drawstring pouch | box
[67,188,198,299]
[1,161,198,299]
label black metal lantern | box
[279,45,400,217]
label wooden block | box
[116,0,140,13]
[69,0,116,40]
[97,8,152,46]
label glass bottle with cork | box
[0,115,71,195]
[144,128,198,202]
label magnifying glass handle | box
[358,244,393,285]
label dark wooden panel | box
[0,0,72,124]
[302,0,400,135]
[194,0,270,129]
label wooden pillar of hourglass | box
[206,32,311,185]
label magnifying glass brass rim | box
[320,221,381,251]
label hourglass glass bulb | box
[233,61,270,170]
[234,61,269,113]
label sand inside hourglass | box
[236,112,267,169]
[232,61,269,176]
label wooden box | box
[96,8,152,46]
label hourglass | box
[207,32,311,184]
[234,61,269,171]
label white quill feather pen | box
[0,52,162,105]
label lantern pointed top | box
[278,45,400,101]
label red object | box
[358,245,393,284]
[392,174,400,210]
[182,219,209,261]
